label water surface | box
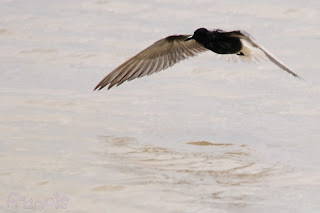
[1,0,320,212]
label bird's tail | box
[236,42,267,63]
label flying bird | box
[94,28,299,90]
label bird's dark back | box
[194,29,243,55]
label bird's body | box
[189,28,243,54]
[95,28,299,90]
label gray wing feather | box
[94,35,207,90]
[229,30,300,78]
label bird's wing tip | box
[293,73,302,80]
[93,84,106,91]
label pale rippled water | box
[1,0,320,212]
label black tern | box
[94,28,299,90]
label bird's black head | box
[185,28,209,42]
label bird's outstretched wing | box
[228,30,300,78]
[94,35,207,90]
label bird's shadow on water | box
[91,135,279,206]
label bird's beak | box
[184,35,193,41]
